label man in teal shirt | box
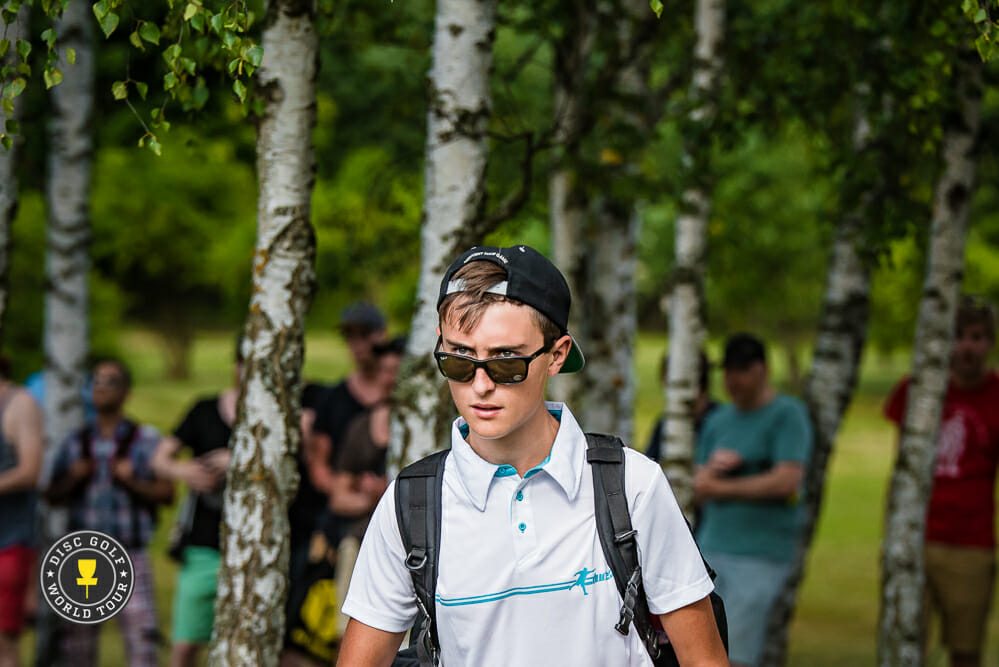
[694,333,812,667]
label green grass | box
[20,329,999,665]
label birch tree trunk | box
[389,0,496,471]
[0,6,28,347]
[548,0,596,408]
[762,223,871,666]
[661,0,724,518]
[208,2,317,664]
[577,200,639,440]
[878,51,982,667]
[36,5,94,663]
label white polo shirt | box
[342,402,713,666]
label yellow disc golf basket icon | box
[76,559,98,600]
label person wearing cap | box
[883,296,999,667]
[337,245,726,666]
[692,333,812,667]
[308,302,388,539]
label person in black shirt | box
[152,344,240,667]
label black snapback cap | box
[437,245,585,374]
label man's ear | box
[548,335,572,376]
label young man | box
[884,295,999,667]
[693,333,812,667]
[152,343,241,667]
[309,302,388,539]
[46,358,173,667]
[0,359,45,667]
[338,245,726,666]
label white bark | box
[763,224,871,666]
[578,201,639,441]
[760,98,875,667]
[37,4,94,663]
[0,6,27,346]
[208,2,317,665]
[389,0,496,472]
[660,0,724,518]
[878,52,982,667]
[547,1,596,407]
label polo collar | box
[449,401,586,512]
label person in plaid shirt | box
[46,357,173,666]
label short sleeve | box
[772,399,812,464]
[173,401,204,450]
[341,480,420,632]
[626,450,713,615]
[883,378,910,425]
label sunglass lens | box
[486,358,529,384]
[438,356,475,382]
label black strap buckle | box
[614,529,638,545]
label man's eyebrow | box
[442,337,528,356]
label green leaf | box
[66,48,76,65]
[190,12,205,33]
[192,84,209,109]
[43,67,63,89]
[139,22,160,44]
[163,43,182,66]
[1,9,16,25]
[183,2,198,21]
[180,57,196,76]
[1,98,12,116]
[233,78,246,102]
[40,29,56,49]
[650,0,663,18]
[130,30,143,50]
[15,39,30,61]
[245,44,263,67]
[164,71,178,90]
[1,135,11,151]
[222,30,237,50]
[112,80,127,100]
[974,8,988,23]
[5,119,18,135]
[10,77,25,97]
[92,0,109,21]
[227,58,240,75]
[0,40,9,58]
[148,136,162,156]
[209,13,223,34]
[136,81,148,100]
[99,12,119,38]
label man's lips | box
[471,404,501,417]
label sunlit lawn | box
[20,329,999,665]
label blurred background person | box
[0,357,45,667]
[884,295,999,667]
[45,358,172,666]
[151,341,241,667]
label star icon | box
[46,570,54,578]
[120,570,129,578]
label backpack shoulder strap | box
[114,419,140,459]
[585,432,659,660]
[395,449,449,667]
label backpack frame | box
[394,432,728,667]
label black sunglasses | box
[434,337,551,385]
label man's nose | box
[471,366,495,393]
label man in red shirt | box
[884,295,999,667]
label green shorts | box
[172,546,221,643]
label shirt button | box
[516,491,524,501]
[518,522,527,533]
